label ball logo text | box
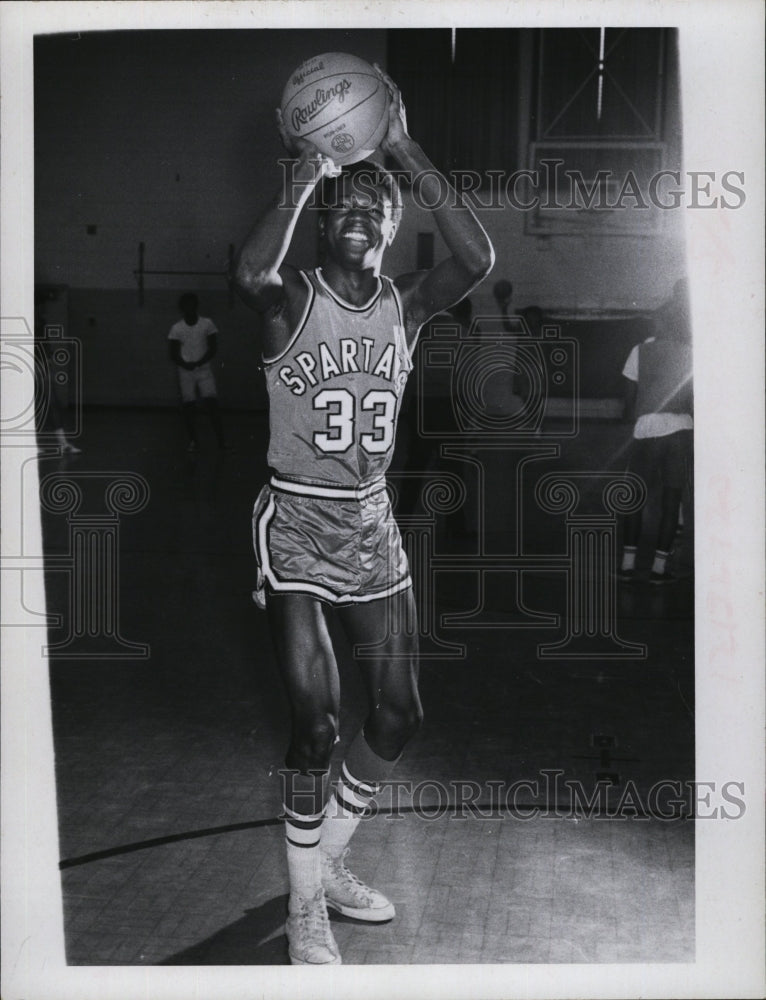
[291,79,352,130]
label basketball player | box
[233,66,494,964]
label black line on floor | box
[59,817,280,869]
[59,802,692,870]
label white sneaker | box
[285,889,342,965]
[321,849,395,922]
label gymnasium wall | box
[34,28,686,410]
[34,30,388,408]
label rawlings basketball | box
[281,53,391,165]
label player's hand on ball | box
[275,107,315,156]
[275,108,341,176]
[373,64,410,153]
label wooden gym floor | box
[40,407,694,966]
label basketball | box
[281,53,391,165]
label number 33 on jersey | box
[264,268,413,486]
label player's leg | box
[648,486,682,582]
[198,368,226,448]
[656,486,683,554]
[266,593,341,964]
[620,508,642,578]
[650,432,690,583]
[339,589,422,760]
[619,440,648,578]
[178,369,198,450]
[319,590,422,921]
[44,367,81,454]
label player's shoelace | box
[323,850,377,904]
[286,889,340,964]
[322,849,395,922]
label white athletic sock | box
[321,764,377,860]
[321,731,399,860]
[284,804,324,901]
[652,549,670,575]
[281,768,329,902]
[621,545,637,572]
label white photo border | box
[1,2,763,999]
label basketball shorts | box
[627,429,693,492]
[251,475,412,608]
[178,363,217,403]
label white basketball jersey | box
[264,268,412,487]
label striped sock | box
[321,731,399,860]
[284,804,324,900]
[321,764,378,860]
[281,769,329,901]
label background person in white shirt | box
[618,279,693,584]
[168,292,226,451]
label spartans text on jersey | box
[278,335,402,395]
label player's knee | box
[404,700,424,739]
[375,698,423,744]
[290,713,338,770]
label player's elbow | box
[468,235,495,282]
[233,261,282,311]
[481,240,496,278]
[233,256,270,295]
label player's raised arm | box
[375,66,495,330]
[232,113,339,316]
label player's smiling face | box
[321,179,396,269]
